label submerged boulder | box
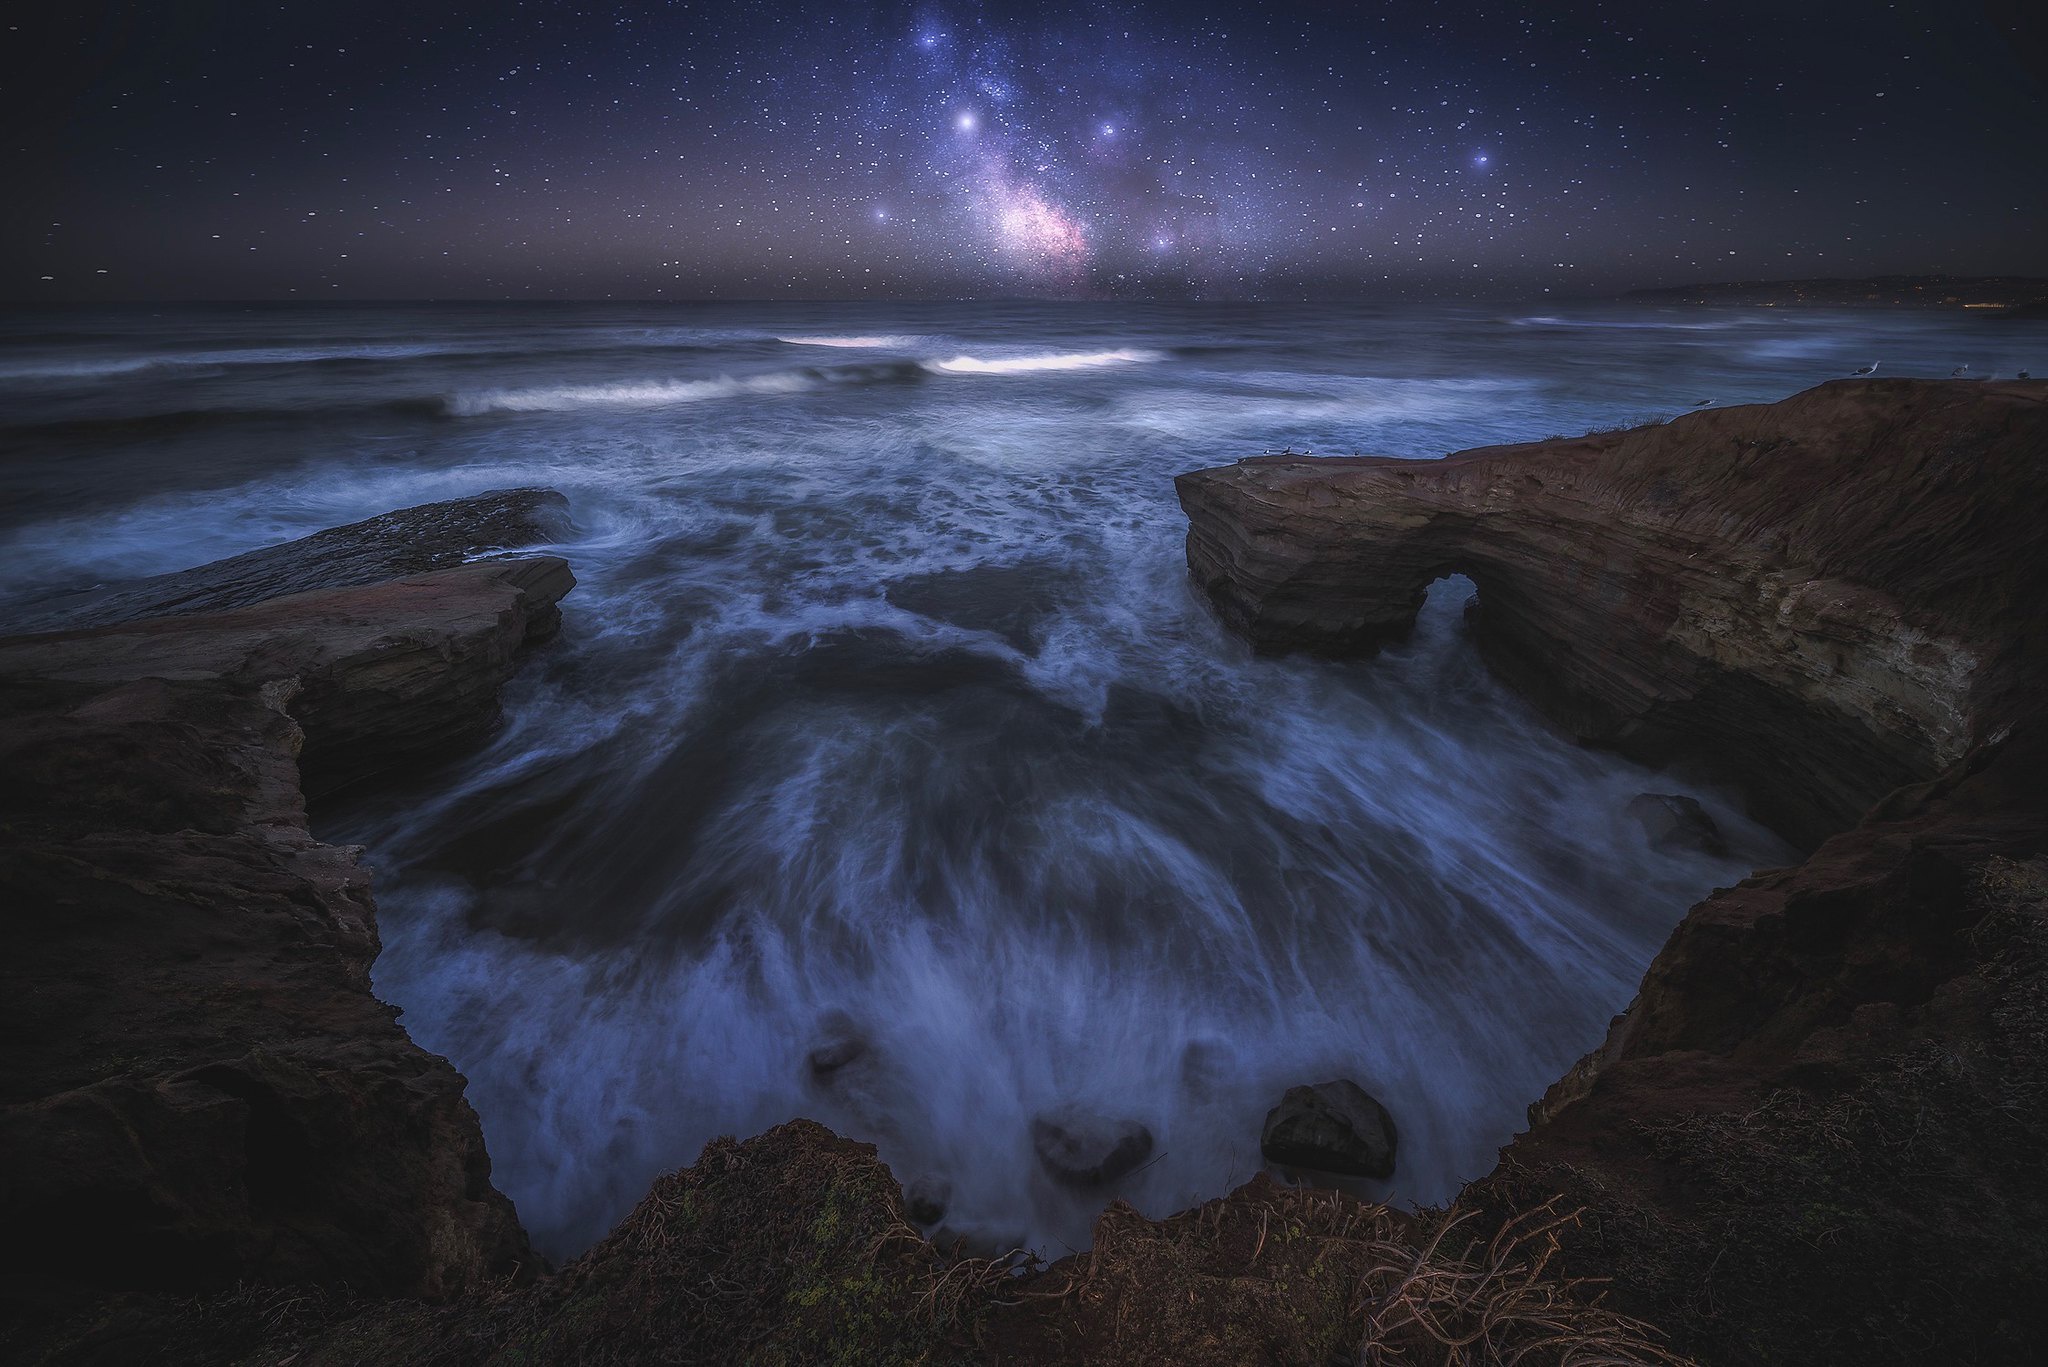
[1261,1080,1398,1179]
[1627,792,1728,857]
[902,1175,950,1226]
[804,1009,870,1082]
[1179,1035,1236,1101]
[1031,1106,1155,1187]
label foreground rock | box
[5,487,570,635]
[1031,1106,1155,1187]
[1260,1079,1398,1179]
[1183,379,2048,1363]
[1179,379,2048,847]
[1627,792,1727,857]
[0,553,572,1303]
[0,556,572,797]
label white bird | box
[1851,360,1878,376]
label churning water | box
[3,299,2024,1259]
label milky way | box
[5,1,2044,299]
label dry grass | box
[997,1178,1690,1365]
[1351,1201,1687,1365]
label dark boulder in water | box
[1178,1035,1235,1100]
[902,1175,950,1226]
[805,1009,870,1081]
[1627,792,1728,857]
[1260,1080,1398,1179]
[6,486,571,635]
[1030,1106,1154,1187]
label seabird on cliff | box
[1851,361,1878,376]
[1952,365,1972,378]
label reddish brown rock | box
[1178,379,2048,847]
[1180,378,2048,1364]
[0,556,573,797]
[0,557,572,1301]
[7,487,570,636]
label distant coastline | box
[1624,274,2048,314]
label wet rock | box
[1627,792,1728,857]
[1031,1106,1155,1187]
[903,1176,950,1226]
[1178,379,2048,847]
[1261,1080,1398,1179]
[805,1009,870,1081]
[0,555,572,1296]
[0,557,575,799]
[6,487,571,635]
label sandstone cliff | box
[1179,378,2048,1363]
[0,507,574,1306]
[1177,379,2047,847]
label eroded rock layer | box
[6,487,571,636]
[1178,379,2048,847]
[1181,378,2048,1363]
[0,556,572,1302]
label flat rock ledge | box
[5,487,571,636]
[0,548,573,1306]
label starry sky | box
[5,1,2044,300]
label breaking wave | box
[926,347,1162,374]
[778,335,921,349]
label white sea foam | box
[0,343,470,382]
[777,335,919,349]
[926,347,1161,374]
[446,372,816,415]
[443,347,1160,416]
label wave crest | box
[926,348,1161,375]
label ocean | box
[2,299,2032,1259]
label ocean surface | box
[2,300,2035,1260]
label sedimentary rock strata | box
[0,554,572,1301]
[1181,378,2048,1363]
[1178,379,2048,847]
[6,487,571,636]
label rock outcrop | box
[0,552,573,1304]
[1030,1107,1156,1188]
[1627,792,1727,857]
[1260,1079,1399,1179]
[1178,379,2048,847]
[1181,378,2048,1363]
[5,487,570,636]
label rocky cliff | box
[0,498,574,1309]
[1179,378,2048,1363]
[1178,379,2046,847]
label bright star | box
[957,112,977,132]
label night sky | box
[5,1,2044,301]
